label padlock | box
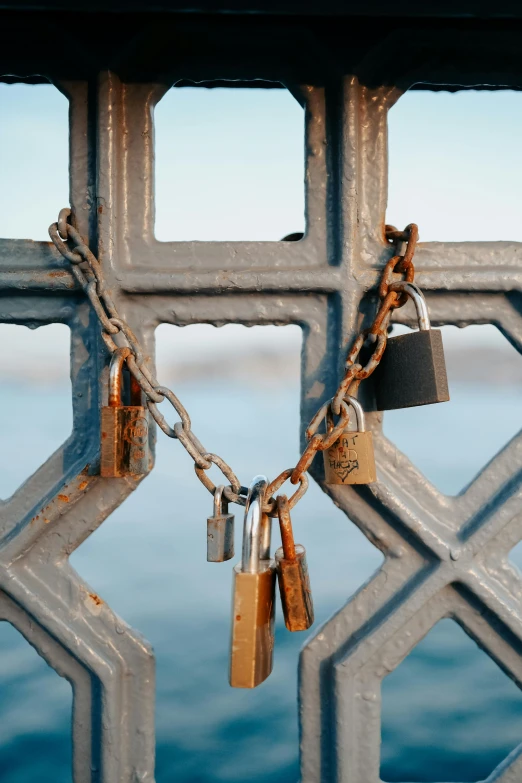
[274,495,314,632]
[207,485,234,562]
[100,347,150,477]
[324,396,376,485]
[372,281,450,410]
[229,475,276,689]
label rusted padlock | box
[372,281,450,410]
[323,396,376,485]
[229,475,276,688]
[275,495,314,632]
[207,485,234,562]
[100,347,149,477]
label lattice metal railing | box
[1,71,522,783]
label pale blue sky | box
[388,89,522,243]
[2,84,521,243]
[0,82,519,362]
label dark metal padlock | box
[207,485,234,562]
[373,281,450,411]
[274,495,314,632]
[100,347,150,477]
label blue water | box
[1,379,522,782]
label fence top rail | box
[2,0,522,17]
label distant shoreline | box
[2,345,522,388]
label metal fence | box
[2,35,522,782]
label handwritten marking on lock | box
[328,434,360,482]
[323,397,377,485]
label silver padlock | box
[207,485,234,562]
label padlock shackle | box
[213,484,228,516]
[390,281,430,331]
[241,475,270,574]
[108,347,131,407]
[277,495,297,562]
[344,395,365,432]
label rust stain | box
[49,270,68,278]
[78,481,88,491]
[98,205,103,214]
[57,494,69,503]
[88,592,103,607]
[44,518,50,524]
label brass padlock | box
[324,396,376,485]
[372,281,450,411]
[207,485,234,562]
[229,475,276,689]
[100,347,150,477]
[275,495,314,632]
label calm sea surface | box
[1,379,522,782]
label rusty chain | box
[49,209,417,514]
[288,224,417,484]
[329,223,418,417]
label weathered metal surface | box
[100,347,150,477]
[298,81,522,783]
[0,44,521,783]
[275,494,314,632]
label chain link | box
[331,224,418,415]
[49,211,417,511]
[50,209,239,494]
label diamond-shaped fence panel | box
[1,36,522,781]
